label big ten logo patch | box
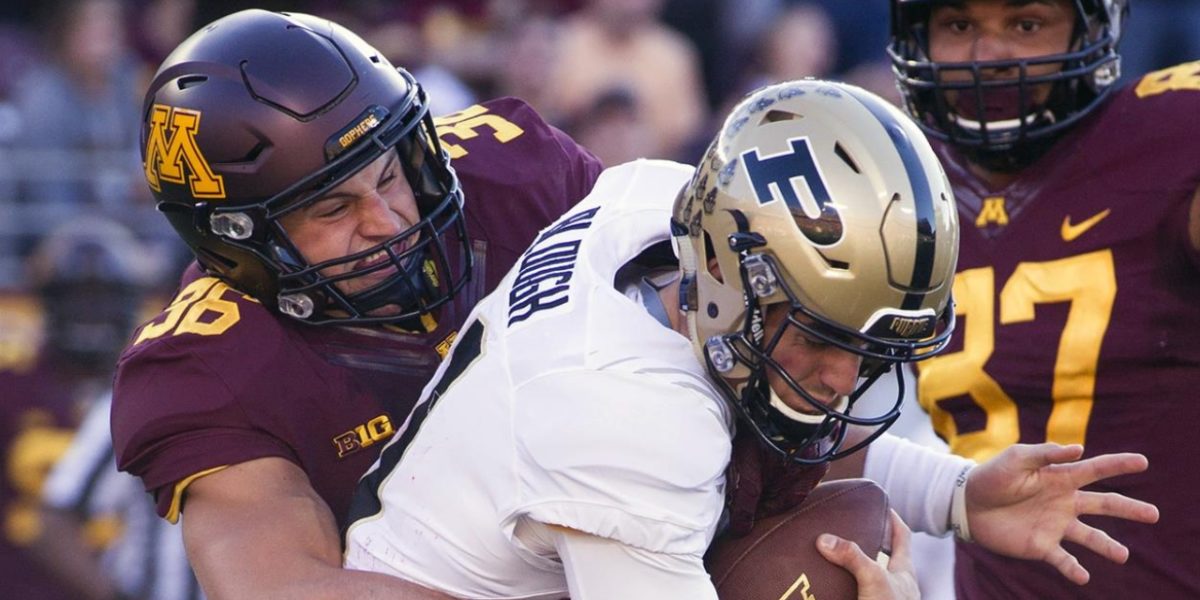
[143,104,226,199]
[333,414,396,458]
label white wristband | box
[950,464,973,542]
[862,433,976,537]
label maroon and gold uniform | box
[917,63,1200,598]
[112,98,602,528]
[0,295,83,600]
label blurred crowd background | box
[0,0,1196,599]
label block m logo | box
[144,104,226,199]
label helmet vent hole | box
[763,109,802,124]
[834,143,860,174]
[369,54,382,64]
[818,252,850,271]
[233,142,267,164]
[177,75,208,90]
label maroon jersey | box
[0,294,88,600]
[915,63,1200,598]
[112,98,602,528]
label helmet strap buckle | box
[210,211,256,240]
[278,292,315,319]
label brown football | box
[706,479,892,600]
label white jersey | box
[344,160,734,599]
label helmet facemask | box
[688,224,954,465]
[264,108,469,329]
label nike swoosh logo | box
[1061,209,1111,242]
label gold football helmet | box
[672,80,959,463]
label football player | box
[888,0,1200,596]
[1,217,153,600]
[110,9,601,599]
[344,79,955,599]
[346,78,1164,599]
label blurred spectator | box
[805,0,891,76]
[0,22,40,284]
[676,2,839,164]
[543,0,708,160]
[359,14,480,115]
[11,0,143,212]
[842,60,905,107]
[740,2,837,93]
[128,0,198,81]
[660,0,737,112]
[564,87,654,167]
[308,2,500,115]
[1,216,155,600]
[2,0,190,289]
[494,14,561,115]
[1117,0,1200,81]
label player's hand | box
[816,510,919,600]
[724,428,828,537]
[965,443,1160,585]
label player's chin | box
[779,391,836,417]
[363,303,404,317]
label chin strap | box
[670,217,703,353]
[635,270,678,329]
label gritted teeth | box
[354,247,392,270]
[355,239,415,271]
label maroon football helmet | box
[141,9,469,326]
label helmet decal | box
[326,106,389,161]
[740,137,843,246]
[143,105,226,199]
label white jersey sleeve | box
[505,367,731,557]
[532,522,718,600]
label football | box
[706,479,892,600]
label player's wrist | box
[950,463,973,542]
[863,433,976,537]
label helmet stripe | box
[842,87,937,310]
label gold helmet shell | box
[672,79,959,462]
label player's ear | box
[707,257,723,283]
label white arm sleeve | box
[863,432,976,537]
[536,523,717,600]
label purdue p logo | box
[144,104,226,199]
[742,137,843,246]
